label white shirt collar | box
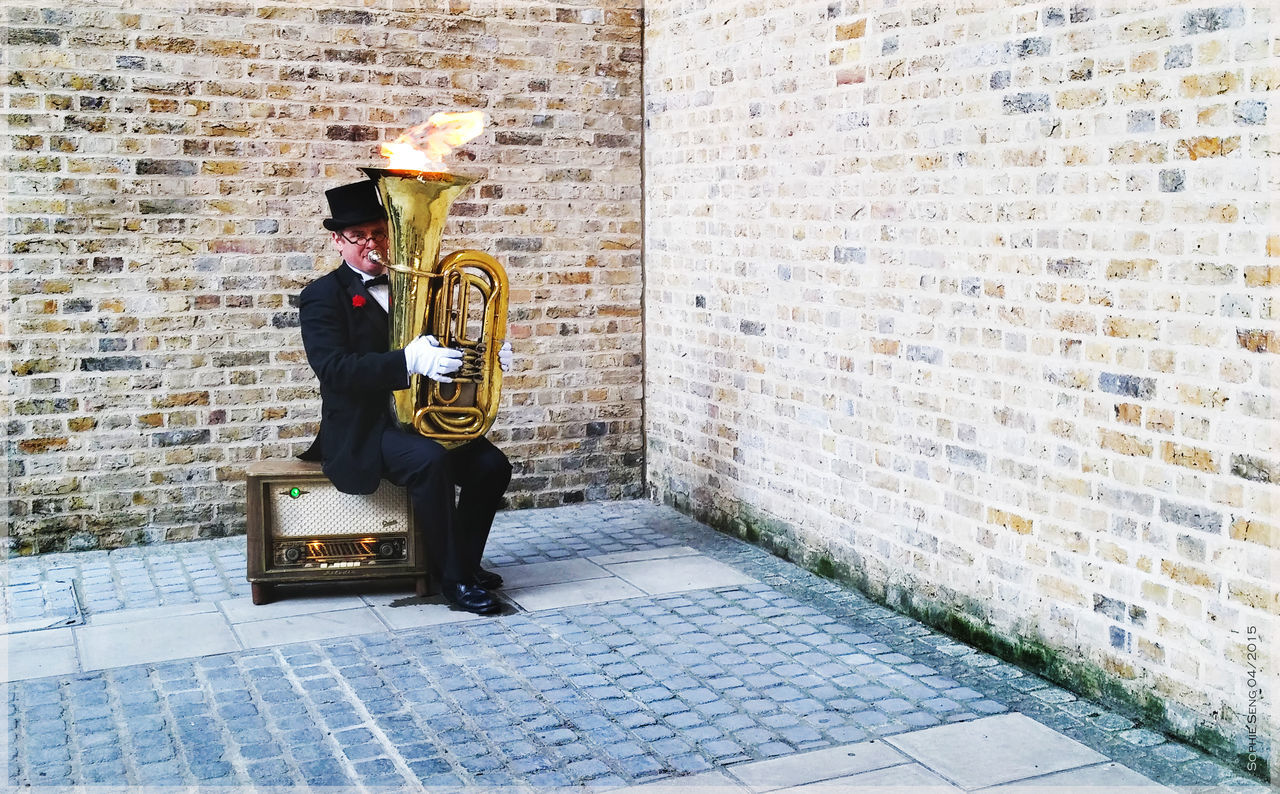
[344,262,385,284]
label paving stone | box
[1118,727,1169,748]
[1089,711,1137,732]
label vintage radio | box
[244,460,431,605]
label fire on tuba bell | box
[361,166,508,449]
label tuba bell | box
[360,167,508,449]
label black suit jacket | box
[298,263,407,494]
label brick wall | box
[644,0,1276,774]
[4,0,644,553]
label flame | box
[381,111,485,171]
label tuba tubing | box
[361,167,508,449]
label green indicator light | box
[289,487,302,499]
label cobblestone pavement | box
[3,500,685,621]
[4,501,1269,790]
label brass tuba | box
[361,167,508,449]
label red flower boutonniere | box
[351,295,366,308]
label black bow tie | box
[363,274,389,288]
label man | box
[298,179,513,615]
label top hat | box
[322,179,386,231]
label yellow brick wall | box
[4,0,643,551]
[644,0,1276,771]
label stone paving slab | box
[985,761,1173,791]
[218,592,370,623]
[3,633,79,681]
[76,611,241,671]
[507,575,649,611]
[726,739,908,790]
[4,500,1270,791]
[885,713,1108,789]
[499,558,614,590]
[83,601,215,627]
[230,607,387,649]
[791,761,960,791]
[605,555,757,594]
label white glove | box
[404,335,463,382]
[499,340,512,372]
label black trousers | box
[380,430,512,585]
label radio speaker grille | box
[269,480,409,538]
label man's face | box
[331,219,388,276]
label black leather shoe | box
[473,568,503,590]
[442,581,501,615]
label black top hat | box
[322,179,386,231]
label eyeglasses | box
[338,229,388,245]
